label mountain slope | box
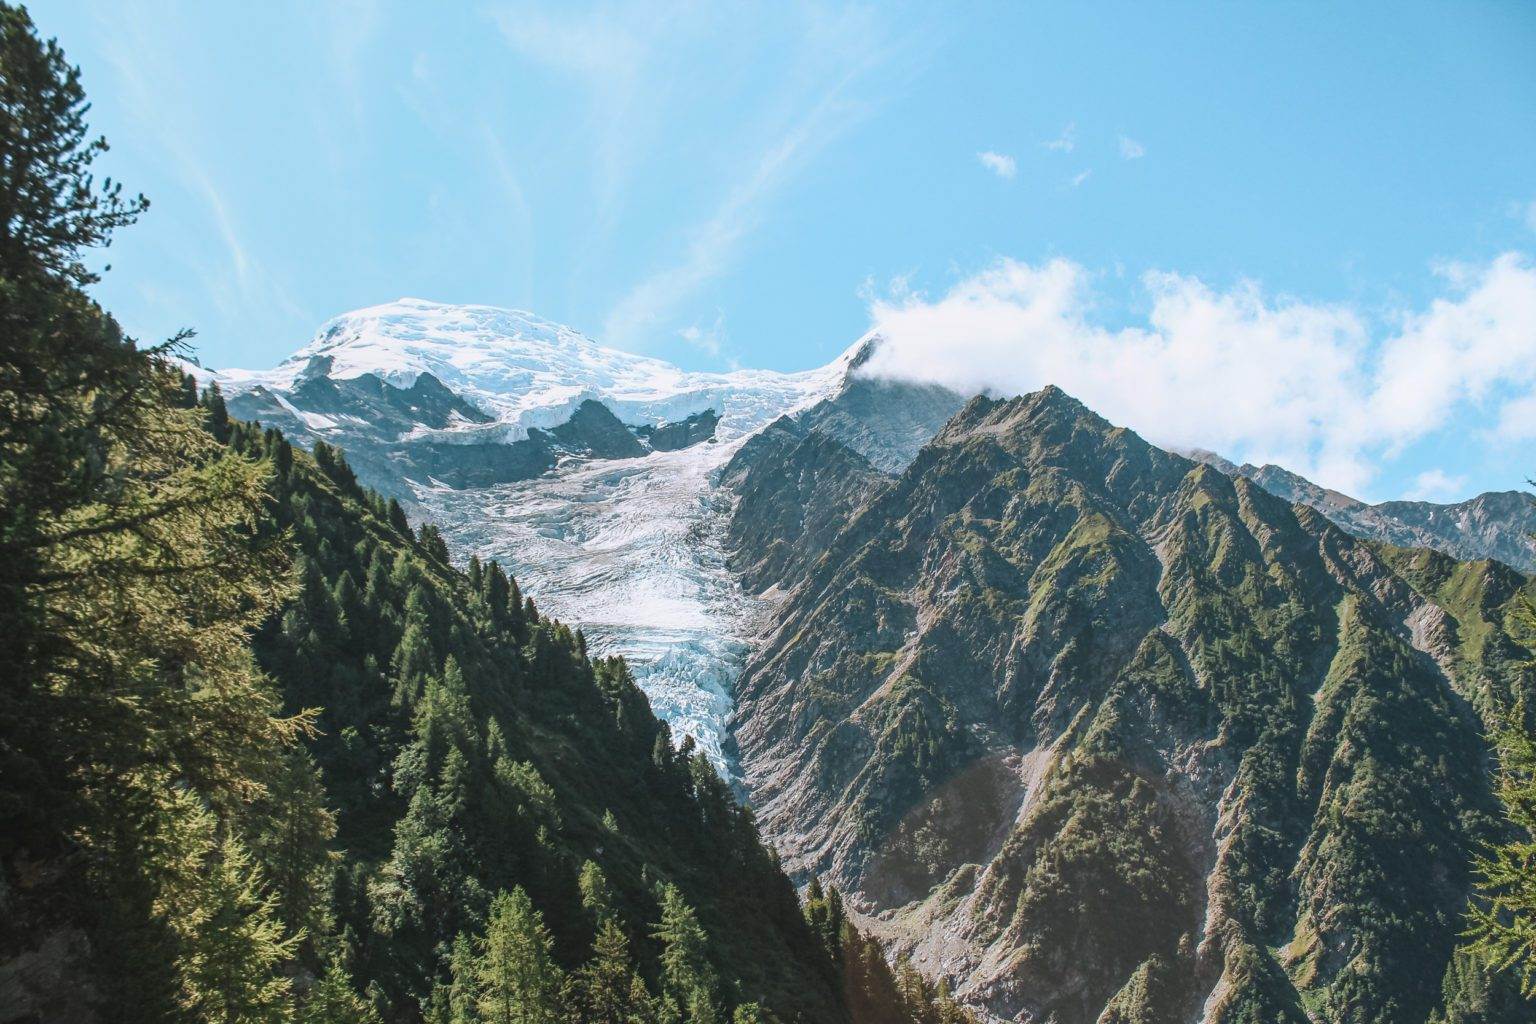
[238,424,843,1018]
[726,388,1536,1023]
[793,340,968,474]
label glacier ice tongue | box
[417,439,766,777]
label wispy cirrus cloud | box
[977,150,1017,179]
[486,2,689,264]
[603,73,879,346]
[1043,122,1076,153]
[1118,135,1145,160]
[93,5,310,331]
[597,3,912,350]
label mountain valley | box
[189,301,1536,1022]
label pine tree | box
[575,920,645,1024]
[477,887,565,1024]
[150,791,299,1024]
[301,964,381,1024]
[248,745,339,936]
[387,497,412,538]
[419,522,451,564]
[202,380,231,442]
[654,884,720,1021]
[425,932,481,1024]
[0,3,146,285]
[1465,689,1536,995]
[579,860,618,931]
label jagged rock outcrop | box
[796,344,967,474]
[227,377,722,501]
[727,388,1535,1024]
[718,416,886,594]
[633,407,720,451]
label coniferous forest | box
[0,7,973,1022]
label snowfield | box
[212,298,858,775]
[219,297,852,444]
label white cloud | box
[1407,468,1467,501]
[1069,169,1091,188]
[1043,122,1075,153]
[679,315,726,358]
[977,150,1017,179]
[1525,199,1536,235]
[857,253,1536,496]
[1496,391,1536,440]
[1119,135,1145,160]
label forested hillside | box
[0,7,972,1022]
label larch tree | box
[477,887,566,1024]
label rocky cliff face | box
[726,388,1535,1024]
[718,416,886,595]
[795,341,967,474]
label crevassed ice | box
[418,439,760,779]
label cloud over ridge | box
[859,253,1536,497]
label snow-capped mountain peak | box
[218,297,856,444]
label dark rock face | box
[798,371,967,475]
[633,408,720,451]
[726,387,1535,1024]
[718,416,886,594]
[1184,452,1536,572]
[227,375,719,506]
[384,440,557,490]
[543,399,648,460]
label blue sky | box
[33,1,1536,501]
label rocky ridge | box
[725,387,1535,1023]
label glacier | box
[209,298,857,776]
[415,441,757,774]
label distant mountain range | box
[200,301,1535,576]
[1182,449,1536,572]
